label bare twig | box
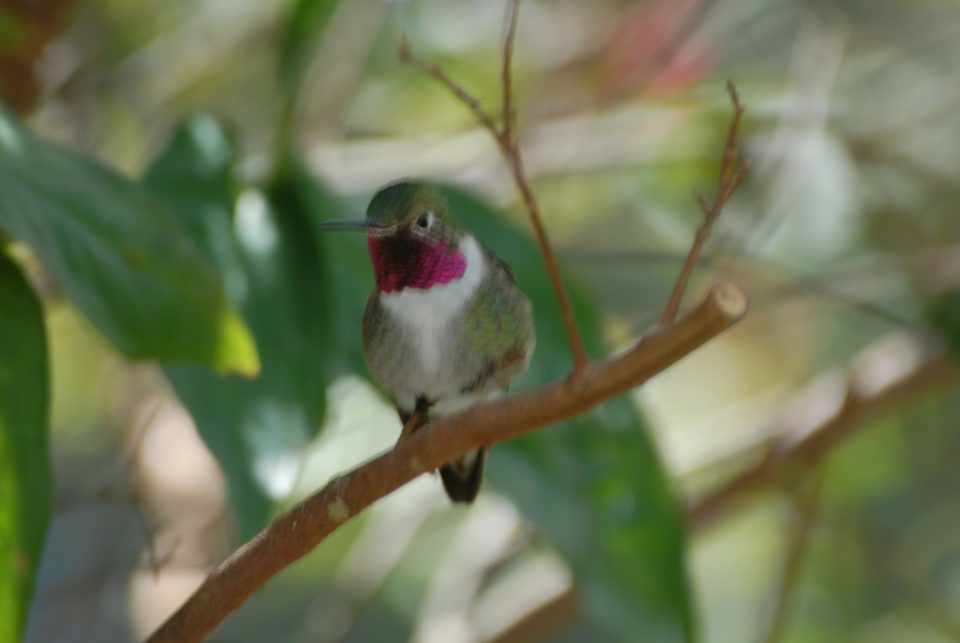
[147,282,748,643]
[485,585,579,643]
[688,335,958,530]
[501,0,521,146]
[661,81,748,326]
[506,152,588,370]
[755,472,823,643]
[718,82,746,187]
[398,36,502,139]
[400,1,589,373]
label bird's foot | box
[397,395,433,443]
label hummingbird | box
[321,181,535,503]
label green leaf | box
[926,289,960,359]
[441,187,695,642]
[279,0,340,98]
[149,119,364,537]
[0,8,27,52]
[0,108,258,375]
[0,250,51,642]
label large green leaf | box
[149,118,365,537]
[442,187,695,642]
[0,250,51,643]
[0,108,257,375]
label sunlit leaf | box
[0,108,258,375]
[442,187,695,642]
[0,250,51,643]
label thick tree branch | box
[147,281,748,643]
[687,335,958,530]
[661,81,748,326]
[400,1,589,373]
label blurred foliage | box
[0,251,51,643]
[279,0,340,99]
[0,108,258,374]
[0,0,75,114]
[148,118,366,538]
[3,0,960,642]
[925,290,960,359]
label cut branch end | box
[710,281,749,320]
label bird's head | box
[320,181,469,293]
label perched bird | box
[321,181,535,502]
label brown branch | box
[687,335,958,530]
[661,81,748,326]
[147,281,748,643]
[485,585,579,643]
[400,2,589,373]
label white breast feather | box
[381,235,485,381]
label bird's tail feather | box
[440,448,486,503]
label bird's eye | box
[416,213,430,229]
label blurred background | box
[4,0,960,641]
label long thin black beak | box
[317,219,372,232]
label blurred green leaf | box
[279,0,340,98]
[148,118,365,537]
[0,8,26,52]
[926,289,960,359]
[0,250,51,643]
[441,187,694,642]
[271,155,371,375]
[0,108,258,375]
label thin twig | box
[400,3,589,374]
[501,0,521,146]
[398,36,502,141]
[661,81,748,326]
[755,472,823,643]
[147,282,748,643]
[719,82,745,187]
[506,150,588,372]
[486,585,579,643]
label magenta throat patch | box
[368,234,467,292]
